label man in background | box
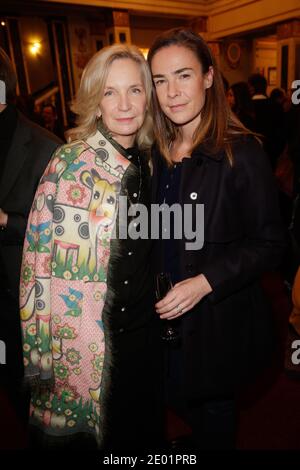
[248,73,286,170]
[0,47,62,435]
[41,103,64,140]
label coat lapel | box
[0,114,31,204]
[181,148,225,201]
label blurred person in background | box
[40,103,64,140]
[0,47,62,430]
[227,81,255,130]
[248,73,286,169]
[270,87,287,109]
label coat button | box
[119,328,125,333]
[128,252,133,256]
[121,307,126,312]
[190,192,197,200]
[186,263,194,272]
[124,280,129,285]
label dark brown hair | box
[148,29,255,165]
[0,48,17,104]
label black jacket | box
[152,135,286,397]
[0,110,62,299]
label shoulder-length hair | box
[66,44,153,150]
[147,29,256,165]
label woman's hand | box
[155,274,213,320]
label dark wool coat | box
[0,111,62,298]
[0,109,61,382]
[152,135,286,398]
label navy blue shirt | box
[157,161,182,285]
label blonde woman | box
[20,44,162,450]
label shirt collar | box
[252,94,267,100]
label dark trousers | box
[0,288,30,427]
[165,341,237,450]
[105,322,164,453]
[28,427,98,450]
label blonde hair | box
[66,44,153,150]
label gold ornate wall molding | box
[36,0,300,38]
[38,0,208,16]
[277,20,300,39]
[208,0,300,39]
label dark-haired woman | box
[148,29,285,450]
[227,81,255,130]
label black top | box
[100,135,156,333]
[157,161,183,284]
